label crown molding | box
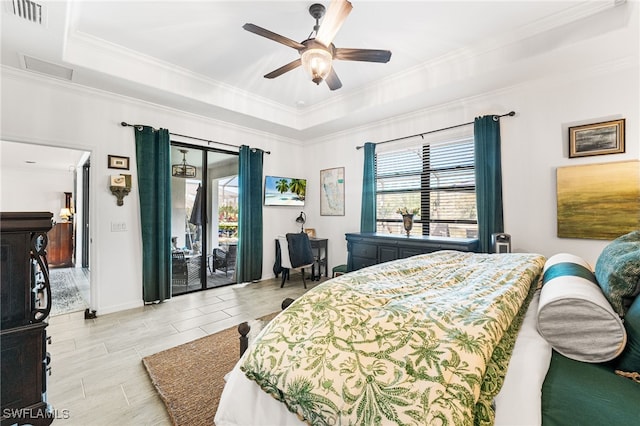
[0,65,302,147]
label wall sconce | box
[109,174,131,206]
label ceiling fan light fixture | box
[243,0,389,90]
[301,48,332,85]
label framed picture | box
[320,167,345,216]
[108,155,130,170]
[110,175,126,187]
[569,119,625,158]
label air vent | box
[23,56,73,81]
[7,0,45,25]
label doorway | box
[169,143,238,296]
[0,140,91,316]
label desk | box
[274,237,329,279]
[309,237,328,278]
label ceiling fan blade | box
[315,0,353,47]
[325,68,342,91]
[334,48,392,63]
[264,58,302,79]
[243,23,305,50]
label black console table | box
[346,232,478,272]
[309,237,328,278]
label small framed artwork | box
[108,155,130,170]
[110,175,126,187]
[320,167,345,216]
[569,119,625,158]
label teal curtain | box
[237,145,264,283]
[134,126,171,302]
[474,115,504,253]
[360,142,376,233]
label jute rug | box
[142,312,279,426]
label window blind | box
[376,137,478,238]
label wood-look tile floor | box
[46,274,322,425]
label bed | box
[215,233,640,426]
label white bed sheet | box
[494,290,552,426]
[214,291,552,426]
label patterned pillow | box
[537,253,627,363]
[595,230,640,317]
[616,295,640,379]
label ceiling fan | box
[243,0,391,91]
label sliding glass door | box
[170,143,238,296]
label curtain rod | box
[355,111,516,150]
[120,122,271,154]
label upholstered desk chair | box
[278,233,315,289]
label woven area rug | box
[49,268,89,316]
[142,312,279,426]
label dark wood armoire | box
[47,222,74,268]
[1,212,54,426]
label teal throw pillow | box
[595,230,640,317]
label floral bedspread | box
[240,251,545,426]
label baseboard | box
[96,300,144,316]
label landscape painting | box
[557,161,640,239]
[568,119,625,158]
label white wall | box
[1,70,305,315]
[303,62,639,272]
[1,166,75,218]
[501,65,639,265]
[1,4,637,314]
[301,5,639,271]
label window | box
[375,136,478,238]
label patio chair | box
[211,245,237,276]
[172,251,188,286]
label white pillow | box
[537,253,626,362]
[542,252,592,272]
